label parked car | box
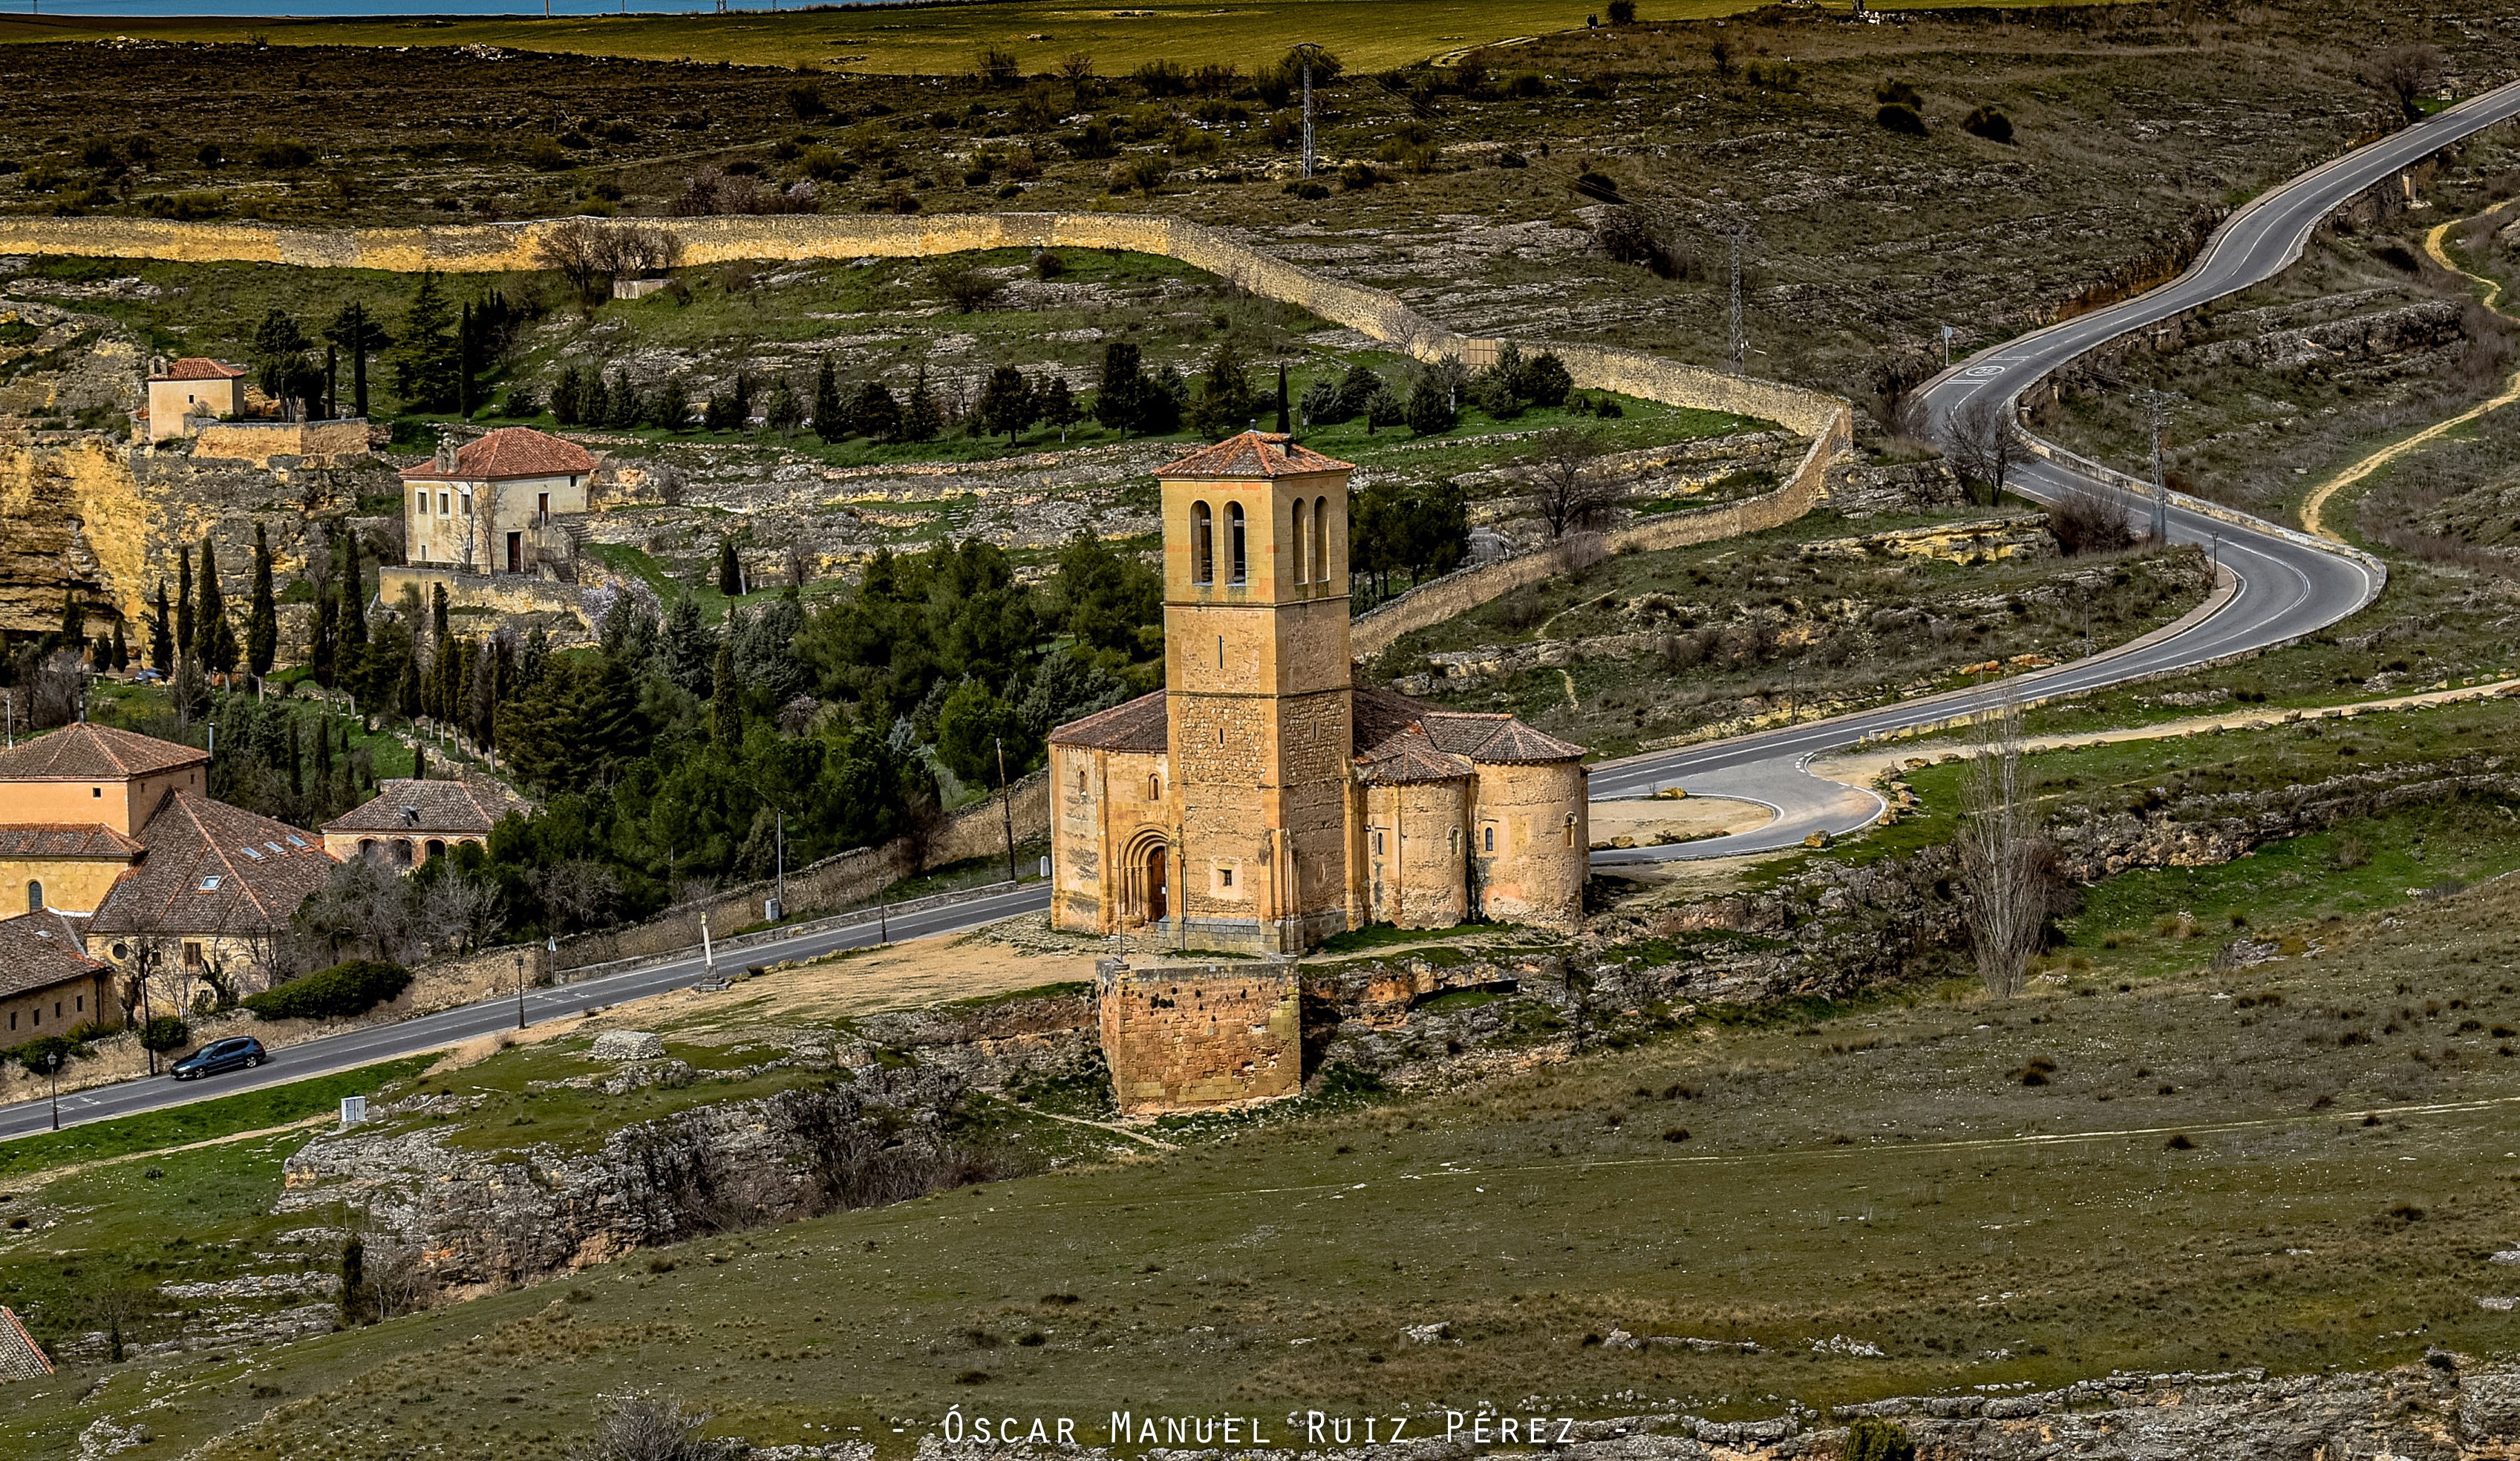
[171,1036,267,1081]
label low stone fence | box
[187,417,371,469]
[377,563,594,631]
[549,767,1048,972]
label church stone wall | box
[1049,742,1169,936]
[1097,958,1302,1114]
[1472,760,1590,932]
[1360,780,1472,929]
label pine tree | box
[979,365,1037,443]
[1092,341,1145,435]
[903,371,942,443]
[247,523,278,680]
[730,369,754,431]
[582,369,610,431]
[391,272,461,413]
[110,619,129,673]
[150,581,174,672]
[848,380,901,442]
[812,354,845,444]
[175,555,195,661]
[1040,375,1078,442]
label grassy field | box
[8,861,2520,1458]
[0,1057,434,1184]
[0,0,2097,76]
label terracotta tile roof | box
[1156,431,1353,480]
[399,426,598,483]
[91,791,336,939]
[0,1307,54,1382]
[155,357,244,382]
[0,909,108,1000]
[1048,690,1170,752]
[321,776,534,837]
[0,723,206,782]
[0,824,144,860]
[1349,684,1435,751]
[1453,716,1586,763]
[1355,728,1473,784]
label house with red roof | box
[143,356,247,442]
[398,427,599,580]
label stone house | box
[0,722,336,1010]
[0,907,114,1042]
[1046,431,1589,955]
[397,427,597,579]
[320,774,533,868]
[142,356,247,442]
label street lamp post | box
[515,948,528,1031]
[995,736,1018,885]
[46,1051,62,1131]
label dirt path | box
[2299,202,2520,542]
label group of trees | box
[238,273,535,423]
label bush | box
[139,1015,191,1053]
[247,137,315,169]
[1607,0,1636,20]
[1875,78,1922,107]
[1877,103,1928,137]
[1405,377,1458,437]
[244,960,412,1022]
[8,1033,91,1076]
[785,82,828,119]
[1285,180,1330,200]
[1845,1419,1916,1461]
[1521,351,1573,408]
[1962,105,2014,143]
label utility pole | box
[2134,388,2178,543]
[1293,42,1324,180]
[515,948,528,1031]
[1726,226,1751,377]
[995,736,1017,885]
[774,809,786,921]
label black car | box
[171,1037,267,1081]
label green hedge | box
[243,961,411,1022]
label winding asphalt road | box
[12,88,2520,1139]
[1591,78,2520,863]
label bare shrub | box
[1523,428,1622,538]
[1956,696,2051,999]
[567,1390,742,1461]
[1940,394,2020,501]
[2359,44,2443,127]
[2046,485,2136,555]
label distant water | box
[14,0,859,17]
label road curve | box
[12,91,2520,1139]
[1590,79,2520,864]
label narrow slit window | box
[1290,498,1310,584]
[1314,495,1330,584]
[1192,501,1215,584]
[1483,826,1495,853]
[1227,502,1247,585]
[1564,813,1579,848]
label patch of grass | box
[0,1056,434,1182]
[1310,921,1509,955]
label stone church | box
[1048,431,1589,955]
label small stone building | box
[143,356,247,442]
[0,907,114,1042]
[398,427,597,579]
[1046,431,1589,955]
[320,774,533,868]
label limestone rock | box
[588,1030,667,1062]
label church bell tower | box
[1157,431,1355,952]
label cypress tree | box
[716,540,742,598]
[175,555,195,661]
[247,523,278,680]
[812,354,845,444]
[150,581,173,672]
[337,532,368,686]
[414,743,428,781]
[708,641,740,745]
[1276,364,1291,434]
[58,585,84,647]
[197,540,240,676]
[456,301,476,419]
[391,271,460,413]
[395,653,420,719]
[310,578,336,687]
[110,620,129,673]
[431,582,450,649]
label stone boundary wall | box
[551,767,1048,971]
[378,563,593,628]
[189,417,371,468]
[0,211,1852,647]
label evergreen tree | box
[198,540,240,676]
[848,380,901,442]
[659,595,718,697]
[310,578,336,688]
[716,540,744,598]
[1187,340,1256,439]
[176,554,195,661]
[149,581,173,672]
[249,309,312,408]
[431,582,451,650]
[581,369,610,431]
[324,301,381,419]
[1275,364,1291,434]
[110,619,129,673]
[246,523,278,680]
[708,640,741,745]
[456,301,477,419]
[764,373,803,436]
[57,585,84,647]
[978,365,1037,443]
[390,271,461,412]
[1040,375,1078,442]
[605,369,642,430]
[902,372,942,443]
[1092,341,1145,435]
[414,743,428,781]
[811,355,846,444]
[396,652,421,719]
[549,362,584,427]
[730,368,754,430]
[337,532,369,688]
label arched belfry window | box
[1290,498,1310,584]
[1313,494,1331,585]
[1191,501,1214,584]
[1227,502,1247,585]
[26,880,42,913]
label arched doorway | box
[1143,842,1169,924]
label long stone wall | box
[550,767,1048,971]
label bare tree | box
[535,221,689,304]
[1522,428,1622,539]
[2045,483,2136,556]
[567,1390,743,1461]
[1054,50,1097,109]
[536,858,622,933]
[1956,694,2050,999]
[418,872,505,955]
[2360,44,2444,127]
[1939,394,2020,503]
